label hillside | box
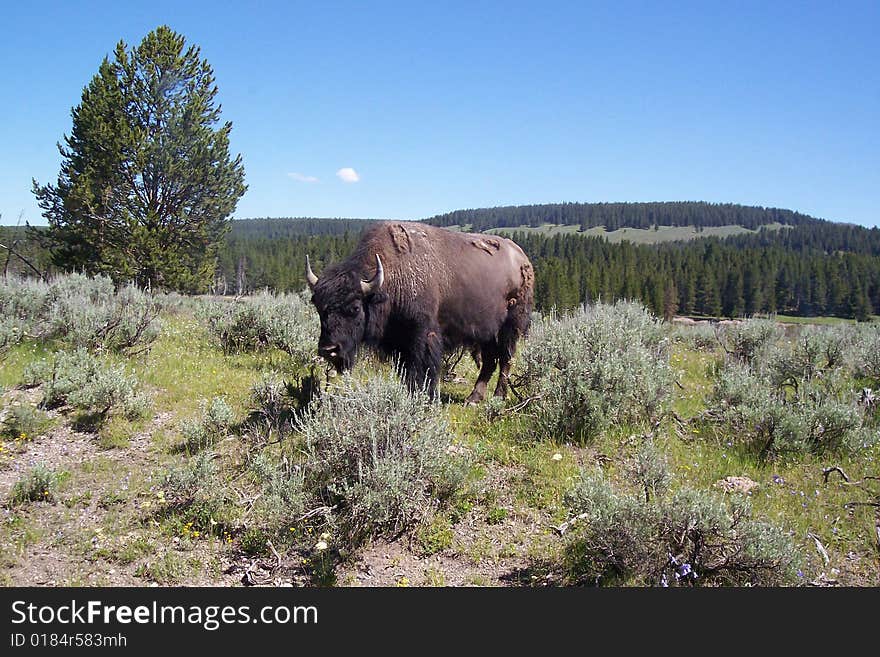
[487,222,789,244]
[424,201,822,232]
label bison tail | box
[512,262,535,338]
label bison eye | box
[346,303,361,317]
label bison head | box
[306,254,385,373]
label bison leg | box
[493,359,512,399]
[465,345,498,405]
[401,327,442,399]
[492,324,520,399]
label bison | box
[306,221,534,403]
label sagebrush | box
[513,301,672,442]
[297,373,469,546]
[562,467,802,586]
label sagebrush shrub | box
[671,323,717,351]
[8,465,59,505]
[562,469,802,586]
[0,276,52,321]
[246,451,306,528]
[852,324,880,382]
[297,373,468,546]
[242,374,314,445]
[717,318,782,366]
[160,452,237,532]
[153,292,204,315]
[203,290,319,368]
[0,403,53,441]
[766,325,855,387]
[179,397,235,453]
[628,439,671,503]
[24,348,150,421]
[0,317,27,354]
[514,301,672,442]
[0,273,159,355]
[705,332,874,456]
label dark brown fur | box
[309,222,534,401]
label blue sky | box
[1,1,877,226]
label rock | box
[714,475,759,494]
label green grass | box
[772,314,866,326]
[662,338,880,582]
[0,341,54,389]
[3,300,878,587]
[670,344,717,419]
[132,316,294,417]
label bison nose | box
[319,344,339,358]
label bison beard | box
[307,222,534,402]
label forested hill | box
[231,217,374,238]
[424,201,821,232]
[6,205,880,319]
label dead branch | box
[823,466,850,484]
[266,540,283,571]
[550,512,589,536]
[806,532,830,565]
[0,241,47,281]
[241,558,274,586]
[713,323,732,355]
[501,394,542,415]
[297,505,337,523]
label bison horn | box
[305,255,319,289]
[360,254,385,295]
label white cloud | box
[287,172,319,183]
[336,167,360,183]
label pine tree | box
[32,26,247,292]
[722,270,744,318]
[663,281,678,322]
[698,274,722,318]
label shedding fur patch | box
[388,224,411,253]
[520,261,534,289]
[470,238,501,255]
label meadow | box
[0,274,877,586]
[485,222,788,244]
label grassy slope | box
[486,222,788,243]
[1,313,878,586]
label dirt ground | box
[0,387,560,587]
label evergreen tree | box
[849,281,872,322]
[663,281,678,322]
[722,270,745,318]
[32,26,246,292]
[698,274,722,318]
